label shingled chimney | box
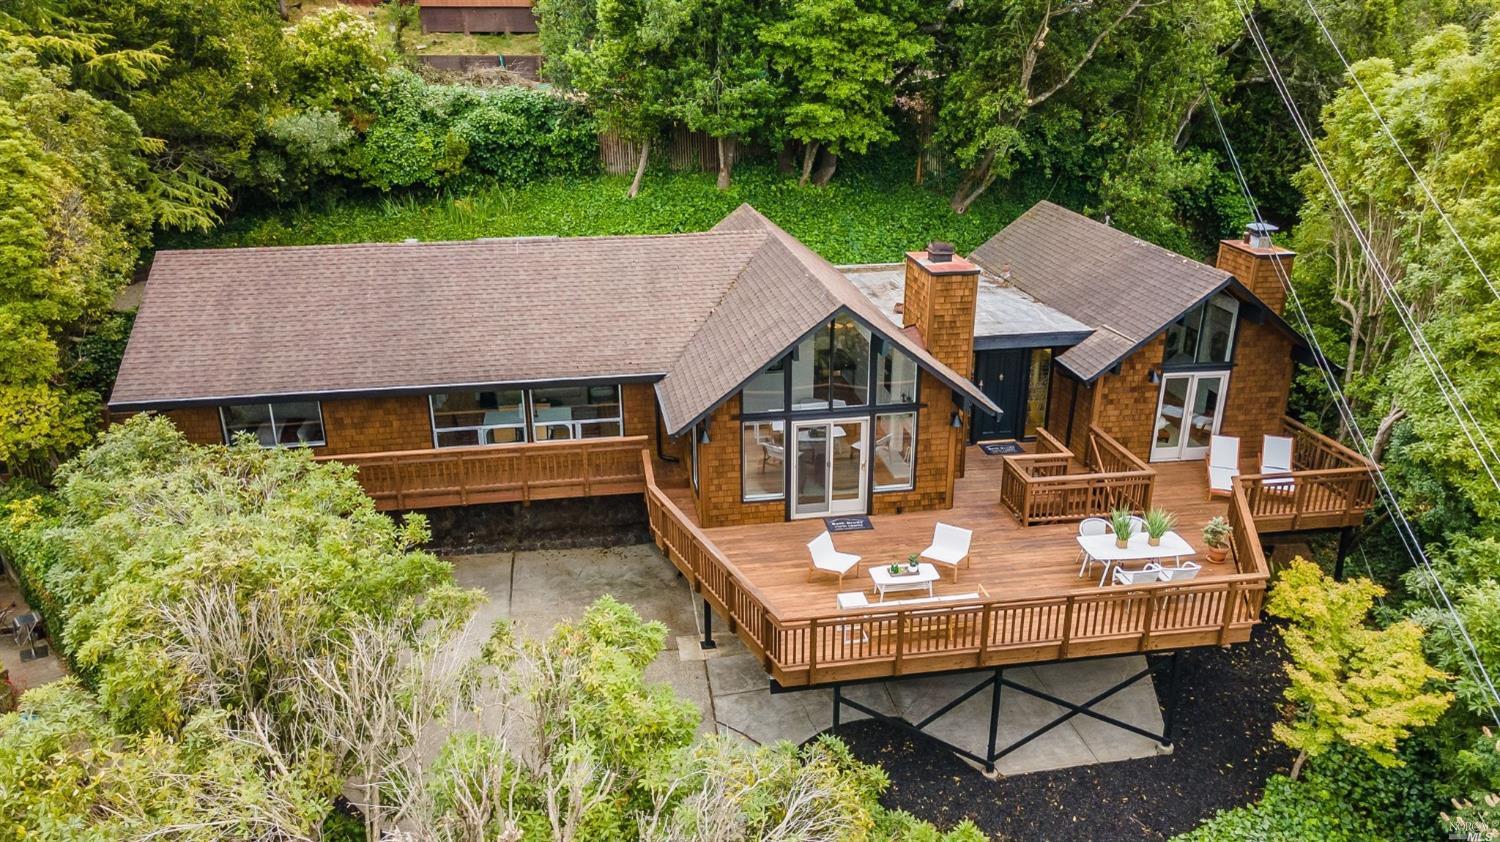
[1215,223,1296,315]
[903,242,980,379]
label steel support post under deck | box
[700,598,717,650]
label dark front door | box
[973,350,1028,440]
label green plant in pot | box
[906,553,920,573]
[1109,507,1135,548]
[1202,516,1231,564]
[1144,508,1176,547]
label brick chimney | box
[903,242,980,378]
[1215,223,1295,315]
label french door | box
[791,418,869,518]
[1150,372,1229,462]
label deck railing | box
[1000,426,1156,526]
[1238,417,1377,531]
[645,451,1264,687]
[319,435,650,510]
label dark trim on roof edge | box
[109,373,666,413]
[974,331,1093,352]
[659,305,1002,437]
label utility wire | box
[1300,0,1500,303]
[1232,0,1500,495]
[1204,69,1500,723]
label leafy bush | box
[354,69,597,190]
[1177,745,1441,841]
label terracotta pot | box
[1206,545,1229,564]
[1148,535,1162,547]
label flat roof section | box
[841,265,1094,352]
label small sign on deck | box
[824,515,873,533]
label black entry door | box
[973,350,1028,440]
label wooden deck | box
[663,451,1238,622]
[646,448,1274,688]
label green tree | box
[761,0,928,187]
[1268,558,1451,778]
[670,0,778,190]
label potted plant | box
[1203,516,1231,564]
[906,553,921,573]
[888,562,903,576]
[1144,508,1176,547]
[1109,507,1134,549]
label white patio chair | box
[1077,517,1109,578]
[1206,435,1241,498]
[807,531,861,587]
[1156,560,1202,583]
[757,430,784,468]
[920,522,973,582]
[1260,435,1296,492]
[1112,563,1163,586]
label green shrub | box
[1178,745,1441,841]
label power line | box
[1203,70,1500,723]
[1232,0,1500,495]
[1300,0,1500,303]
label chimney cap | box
[1246,222,1278,235]
[1245,221,1278,249]
[926,241,956,262]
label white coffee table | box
[868,563,939,601]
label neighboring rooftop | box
[969,201,1238,381]
[112,205,996,435]
[842,265,1094,351]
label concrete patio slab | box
[445,544,1170,778]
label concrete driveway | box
[450,544,1169,776]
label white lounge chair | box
[1156,560,1202,583]
[1112,563,1163,586]
[1260,435,1296,492]
[920,522,973,582]
[807,531,861,586]
[1077,517,1109,578]
[1206,435,1241,498]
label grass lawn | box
[177,163,1062,265]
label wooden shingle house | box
[114,203,1376,740]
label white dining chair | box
[1260,435,1296,492]
[807,531,861,586]
[1156,560,1202,583]
[920,522,973,582]
[1112,563,1164,586]
[1077,517,1109,578]
[1206,435,1241,497]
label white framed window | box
[221,401,325,448]
[429,390,528,447]
[530,385,623,440]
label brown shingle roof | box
[112,232,761,408]
[969,201,1235,381]
[656,208,998,433]
[113,205,998,434]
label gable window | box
[875,339,918,405]
[743,356,787,413]
[221,401,325,448]
[790,314,872,410]
[1164,292,1239,367]
[430,390,527,447]
[531,385,623,440]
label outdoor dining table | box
[1076,530,1195,586]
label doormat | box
[979,441,1024,455]
[824,515,873,533]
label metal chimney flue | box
[1245,222,1278,249]
[926,241,956,262]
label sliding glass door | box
[1150,372,1228,461]
[791,418,869,518]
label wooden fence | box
[1000,426,1157,526]
[318,436,649,511]
[645,452,1264,687]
